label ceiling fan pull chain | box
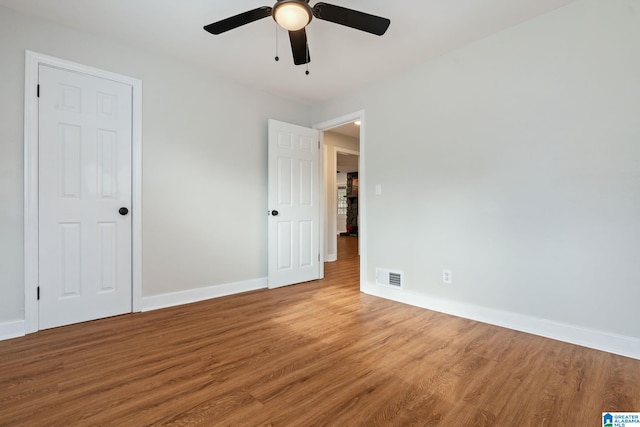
[274,22,280,62]
[305,47,310,75]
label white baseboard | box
[326,253,337,262]
[141,277,268,312]
[0,320,26,341]
[363,282,640,360]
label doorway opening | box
[315,110,365,291]
[334,149,359,259]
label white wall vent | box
[376,268,403,288]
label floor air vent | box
[376,268,403,288]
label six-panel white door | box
[38,64,133,329]
[268,119,321,289]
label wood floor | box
[1,236,638,426]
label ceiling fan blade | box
[289,28,310,65]
[204,6,273,35]
[312,2,390,36]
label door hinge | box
[318,253,320,262]
[318,140,320,149]
[37,286,40,300]
[37,84,40,98]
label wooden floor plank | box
[0,236,638,426]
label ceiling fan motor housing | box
[273,0,313,31]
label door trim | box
[314,110,366,292]
[23,50,143,333]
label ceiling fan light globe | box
[274,2,311,31]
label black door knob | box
[119,207,129,216]
[271,210,279,216]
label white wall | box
[325,132,359,152]
[313,0,640,356]
[323,131,359,260]
[0,6,311,325]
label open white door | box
[268,119,321,289]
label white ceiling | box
[0,0,574,104]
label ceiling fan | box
[204,0,391,66]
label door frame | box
[23,50,143,333]
[314,110,366,292]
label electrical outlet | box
[442,269,452,284]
